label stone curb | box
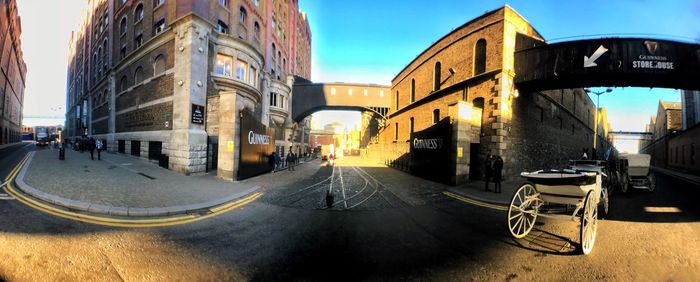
[14,151,261,217]
[651,167,700,186]
[445,187,510,206]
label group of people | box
[269,150,301,172]
[484,155,504,193]
[74,136,103,160]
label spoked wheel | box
[508,183,540,239]
[619,172,629,193]
[580,190,598,255]
[647,173,656,192]
[599,185,609,217]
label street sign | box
[583,45,608,68]
[191,104,205,124]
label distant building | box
[0,0,27,147]
[65,0,312,180]
[640,101,681,167]
[681,90,700,130]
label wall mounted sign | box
[191,104,205,124]
[227,141,234,152]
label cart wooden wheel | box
[647,173,656,192]
[599,185,609,217]
[580,190,598,255]
[620,172,629,193]
[508,183,539,239]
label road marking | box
[3,154,262,228]
[443,191,508,211]
[644,206,682,213]
[339,167,348,209]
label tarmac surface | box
[0,145,698,280]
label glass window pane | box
[235,60,247,80]
[249,66,257,86]
[215,54,233,76]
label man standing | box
[286,151,295,171]
[493,155,504,193]
[484,155,493,192]
[88,137,96,160]
[96,139,103,160]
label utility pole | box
[585,88,612,159]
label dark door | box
[469,143,481,180]
[207,136,218,172]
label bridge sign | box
[514,37,700,91]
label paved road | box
[0,153,698,280]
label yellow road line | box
[3,153,28,182]
[3,152,262,228]
[443,191,508,211]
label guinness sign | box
[238,109,275,180]
[409,119,452,185]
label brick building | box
[640,101,681,167]
[0,0,26,147]
[65,0,311,180]
[376,5,600,184]
[681,90,700,130]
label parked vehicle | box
[619,153,655,192]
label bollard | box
[59,147,65,160]
[325,191,334,208]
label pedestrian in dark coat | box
[493,155,504,193]
[484,155,493,192]
[286,152,295,171]
[88,137,96,160]
[96,139,103,160]
[274,152,282,170]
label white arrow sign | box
[583,45,608,68]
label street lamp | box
[584,88,613,159]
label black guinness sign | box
[409,119,452,184]
[191,104,205,124]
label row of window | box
[0,127,21,145]
[395,39,487,111]
[270,92,286,109]
[118,3,167,61]
[118,54,167,93]
[329,87,385,97]
[393,109,441,141]
[214,54,258,87]
[670,143,696,166]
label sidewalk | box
[447,179,520,205]
[14,149,266,217]
[652,166,700,186]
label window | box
[120,45,127,59]
[434,61,441,91]
[154,0,164,7]
[254,22,260,38]
[154,18,166,35]
[119,76,128,92]
[214,54,233,76]
[135,4,144,22]
[249,66,257,86]
[379,90,384,97]
[216,20,228,34]
[272,43,276,60]
[395,91,399,110]
[219,0,227,7]
[135,33,143,48]
[253,0,259,7]
[270,93,277,107]
[134,67,144,84]
[474,39,487,75]
[433,109,440,124]
[330,87,336,95]
[348,89,352,96]
[235,59,247,80]
[239,7,247,24]
[120,17,127,35]
[364,89,368,96]
[394,123,398,141]
[409,117,414,136]
[410,79,415,103]
[153,55,166,75]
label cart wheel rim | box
[648,174,656,192]
[508,183,539,239]
[601,187,609,215]
[621,173,628,193]
[581,190,598,255]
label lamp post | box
[585,88,612,159]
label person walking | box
[96,139,103,160]
[484,155,493,192]
[286,151,295,171]
[493,155,504,193]
[88,137,96,160]
[274,152,282,171]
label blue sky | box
[300,0,700,137]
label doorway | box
[469,143,482,180]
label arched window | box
[153,55,166,75]
[239,7,247,24]
[120,17,127,35]
[119,76,128,92]
[433,109,440,124]
[254,21,260,38]
[410,79,415,103]
[135,4,144,22]
[472,97,485,134]
[271,43,276,60]
[102,40,108,63]
[433,61,441,91]
[474,39,487,75]
[134,67,144,84]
